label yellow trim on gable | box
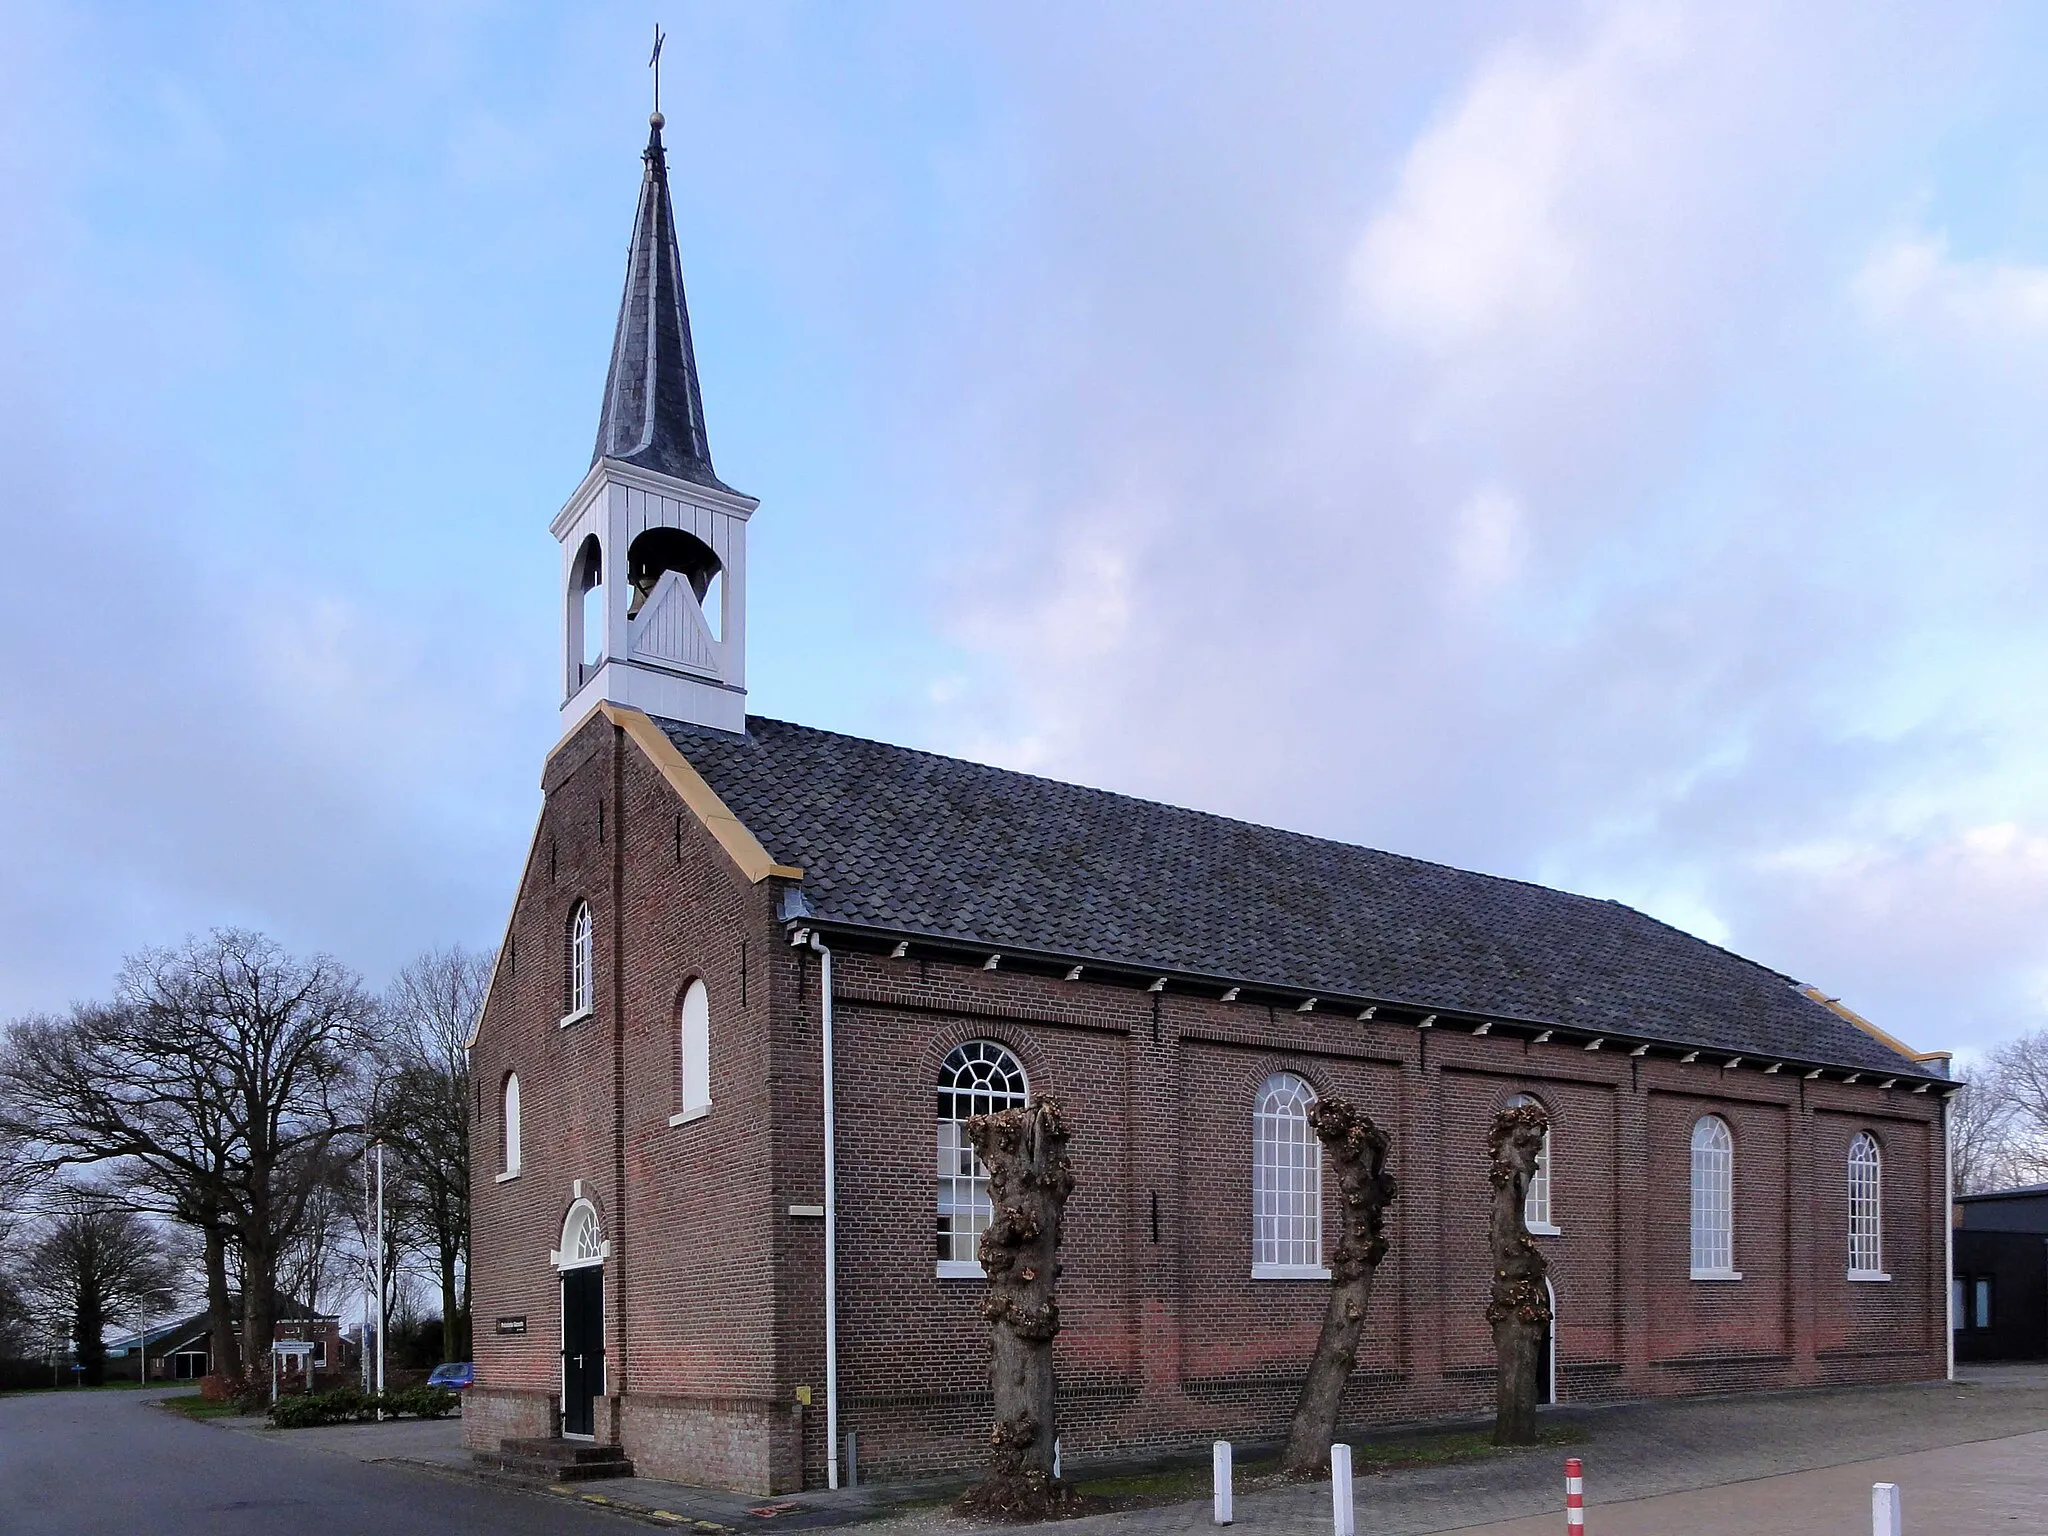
[585,701,803,885]
[1798,984,1950,1066]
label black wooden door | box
[561,1267,603,1437]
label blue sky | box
[5,2,2048,1061]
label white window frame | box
[496,1072,522,1182]
[551,1197,608,1271]
[935,1041,1029,1278]
[562,901,594,1026]
[1689,1114,1741,1280]
[1847,1131,1889,1280]
[1505,1093,1560,1236]
[669,979,712,1126]
[1253,1072,1327,1279]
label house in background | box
[116,1297,350,1382]
[1953,1185,2048,1361]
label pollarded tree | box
[1485,1102,1551,1446]
[958,1098,1076,1520]
[1283,1096,1398,1471]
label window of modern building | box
[673,979,712,1121]
[935,1041,1028,1276]
[564,901,593,1020]
[1504,1092,1558,1234]
[502,1073,522,1177]
[1689,1114,1738,1279]
[1847,1132,1887,1279]
[1253,1072,1324,1277]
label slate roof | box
[659,715,1935,1077]
[591,116,731,494]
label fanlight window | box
[502,1073,522,1175]
[1505,1093,1555,1232]
[935,1041,1028,1269]
[1253,1073,1322,1274]
[566,902,593,1018]
[678,980,711,1114]
[1690,1115,1736,1277]
[559,1199,605,1270]
[1848,1133,1885,1277]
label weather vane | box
[650,24,666,120]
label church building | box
[464,112,1959,1495]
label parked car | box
[426,1362,474,1390]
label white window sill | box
[1527,1221,1563,1237]
[668,1103,711,1127]
[1848,1269,1893,1283]
[936,1260,984,1280]
[1252,1263,1332,1281]
[1691,1268,1744,1282]
[559,1005,594,1029]
[494,1169,521,1184]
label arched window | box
[564,902,593,1020]
[568,535,604,690]
[1848,1132,1887,1279]
[1690,1115,1738,1279]
[557,1198,605,1270]
[676,980,711,1120]
[1254,1072,1323,1276]
[502,1073,522,1176]
[935,1041,1028,1275]
[1505,1093,1557,1234]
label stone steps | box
[473,1436,635,1483]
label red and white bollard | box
[1564,1457,1586,1533]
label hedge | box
[266,1386,458,1428]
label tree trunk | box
[1485,1103,1551,1446]
[1283,1097,1398,1472]
[439,1246,459,1363]
[957,1099,1077,1520]
[204,1224,242,1384]
[74,1269,106,1387]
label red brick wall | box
[467,716,1949,1487]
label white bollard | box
[1331,1443,1355,1536]
[1212,1441,1233,1525]
[1872,1482,1902,1536]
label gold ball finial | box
[650,110,665,131]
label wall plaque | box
[495,1315,528,1336]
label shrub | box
[265,1385,457,1428]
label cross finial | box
[649,25,666,123]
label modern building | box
[464,111,1959,1495]
[1952,1185,2048,1362]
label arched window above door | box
[556,1198,606,1271]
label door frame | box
[1542,1277,1559,1406]
[554,1195,610,1441]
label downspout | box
[809,929,840,1489]
[1943,1090,1955,1382]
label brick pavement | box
[853,1364,2048,1536]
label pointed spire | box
[592,113,729,492]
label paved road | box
[0,1387,620,1536]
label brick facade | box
[467,711,1948,1494]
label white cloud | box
[1855,231,2048,341]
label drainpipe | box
[809,929,841,1489]
[1943,1090,1955,1382]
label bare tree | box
[958,1099,1076,1520]
[1988,1035,2048,1185]
[0,930,378,1383]
[21,1190,184,1385]
[374,947,488,1362]
[1283,1097,1398,1471]
[1485,1103,1551,1446]
[1947,1064,2024,1195]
